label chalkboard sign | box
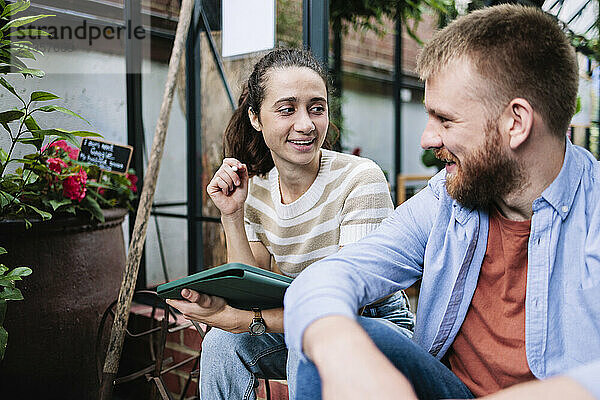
[78,138,133,174]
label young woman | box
[166,48,414,400]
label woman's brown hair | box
[223,48,334,177]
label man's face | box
[421,59,523,209]
[434,120,523,209]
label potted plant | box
[0,1,138,397]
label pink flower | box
[126,173,138,193]
[47,157,68,173]
[43,140,80,160]
[63,168,87,202]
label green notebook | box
[156,263,293,310]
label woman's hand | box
[207,158,249,217]
[166,289,250,333]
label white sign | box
[222,0,275,58]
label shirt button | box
[561,205,569,213]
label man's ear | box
[248,108,262,132]
[502,98,533,150]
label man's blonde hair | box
[416,4,578,137]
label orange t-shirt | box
[447,208,536,397]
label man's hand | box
[166,289,251,333]
[304,316,417,400]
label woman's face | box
[249,66,328,171]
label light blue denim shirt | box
[284,140,600,397]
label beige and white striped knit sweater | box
[244,149,393,277]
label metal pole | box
[199,5,236,110]
[186,0,204,274]
[302,0,329,66]
[331,15,343,150]
[125,0,147,288]
[393,16,403,204]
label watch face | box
[249,320,266,335]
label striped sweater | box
[244,149,393,277]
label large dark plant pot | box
[0,208,128,399]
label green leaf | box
[0,277,17,286]
[1,122,10,134]
[6,29,51,38]
[62,206,76,216]
[0,76,17,97]
[0,266,7,275]
[7,40,33,46]
[0,63,45,78]
[0,286,23,301]
[0,324,6,360]
[23,204,51,220]
[8,47,35,60]
[17,68,44,77]
[0,190,18,208]
[24,115,40,131]
[81,196,104,223]
[0,299,6,322]
[23,171,38,185]
[35,106,89,124]
[16,137,43,146]
[22,116,43,150]
[0,148,7,164]
[3,158,39,165]
[31,128,101,140]
[9,43,44,57]
[0,0,29,18]
[86,181,111,189]
[30,91,59,102]
[48,199,71,211]
[0,247,6,255]
[6,267,32,278]
[0,50,27,68]
[0,15,54,32]
[0,110,24,123]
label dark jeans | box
[295,317,474,400]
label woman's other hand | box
[207,158,249,217]
[166,289,250,333]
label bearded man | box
[283,4,600,400]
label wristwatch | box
[249,308,266,336]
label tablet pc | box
[156,263,293,310]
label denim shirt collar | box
[429,171,475,225]
[452,202,475,225]
[538,139,582,220]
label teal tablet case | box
[156,263,293,310]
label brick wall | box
[341,13,437,79]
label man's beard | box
[434,121,524,210]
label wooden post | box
[99,0,195,397]
[396,174,433,205]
